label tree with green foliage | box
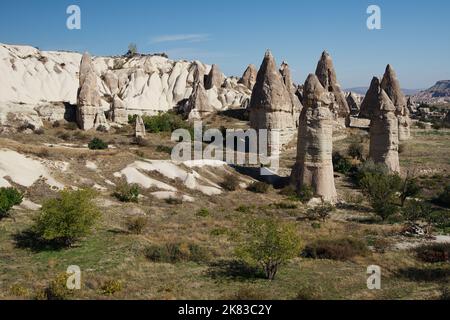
[33,189,101,247]
[357,161,402,221]
[399,173,421,207]
[0,187,23,218]
[236,217,301,280]
[113,181,140,203]
[127,43,138,56]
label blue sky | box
[0,0,449,88]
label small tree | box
[33,189,101,247]
[236,217,301,280]
[307,202,336,222]
[359,168,402,221]
[0,187,23,219]
[127,43,138,56]
[399,173,421,207]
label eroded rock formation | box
[368,85,401,173]
[186,66,215,120]
[291,74,337,202]
[76,53,101,130]
[315,51,350,121]
[249,51,298,152]
[359,77,381,119]
[381,64,411,141]
[238,64,258,90]
[110,95,128,125]
[205,64,224,90]
[135,115,146,138]
[280,62,303,127]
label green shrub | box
[0,187,23,218]
[130,112,192,134]
[113,181,140,203]
[221,175,240,191]
[247,181,270,194]
[399,175,421,207]
[357,162,402,220]
[347,142,364,161]
[294,284,324,300]
[235,205,253,214]
[429,210,450,233]
[296,185,314,203]
[33,189,101,247]
[126,216,148,234]
[100,279,123,296]
[196,208,210,217]
[236,217,301,280]
[88,137,108,150]
[306,202,335,222]
[354,160,390,186]
[415,243,450,263]
[333,152,353,174]
[401,200,433,224]
[145,242,210,264]
[45,273,73,300]
[437,185,450,208]
[303,238,368,261]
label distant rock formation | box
[249,51,298,152]
[291,74,337,202]
[93,110,110,131]
[381,65,411,141]
[368,87,400,173]
[135,115,146,138]
[280,62,303,127]
[110,95,128,125]
[187,66,215,120]
[76,53,101,130]
[238,64,258,90]
[346,92,361,116]
[359,77,381,119]
[315,51,350,120]
[205,64,224,90]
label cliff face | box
[0,43,250,123]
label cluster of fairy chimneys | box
[76,52,146,138]
[247,50,411,202]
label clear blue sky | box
[1,0,449,89]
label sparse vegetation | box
[303,238,368,261]
[125,216,148,234]
[0,187,23,219]
[113,181,140,203]
[247,181,270,194]
[221,175,240,191]
[415,243,450,263]
[145,242,210,264]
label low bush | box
[100,279,123,296]
[130,112,193,134]
[126,216,148,234]
[303,238,368,261]
[221,175,240,192]
[247,181,270,194]
[306,202,335,222]
[415,243,450,263]
[145,242,210,264]
[296,185,314,203]
[196,208,210,217]
[88,137,108,150]
[0,187,23,218]
[436,185,450,208]
[333,152,353,174]
[113,181,140,203]
[231,287,269,300]
[133,136,148,147]
[45,273,73,300]
[347,142,364,161]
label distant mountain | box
[345,87,422,96]
[413,80,450,103]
